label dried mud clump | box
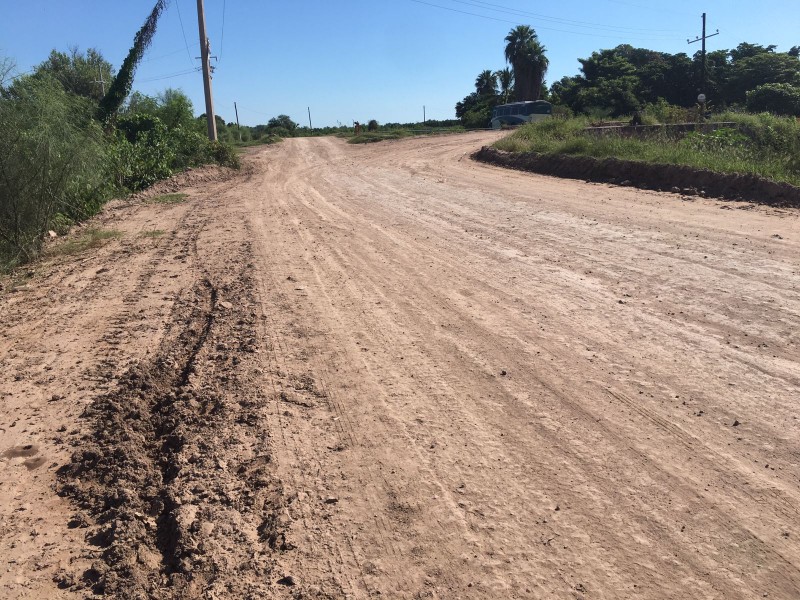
[474,146,800,208]
[57,266,286,599]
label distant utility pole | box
[687,12,719,95]
[308,107,313,131]
[423,105,426,124]
[234,102,241,142]
[196,0,217,141]
[94,67,106,96]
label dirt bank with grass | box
[473,145,800,207]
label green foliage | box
[28,47,113,103]
[268,114,298,132]
[0,77,111,265]
[549,42,799,117]
[495,67,514,103]
[746,83,800,115]
[98,0,167,122]
[111,114,174,190]
[475,70,498,96]
[504,25,548,101]
[367,119,379,131]
[642,99,691,124]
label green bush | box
[0,77,111,266]
[111,114,175,190]
[746,83,800,116]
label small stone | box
[219,301,233,310]
[500,370,507,376]
[324,496,338,505]
[732,419,741,427]
[47,230,57,238]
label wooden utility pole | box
[308,106,313,131]
[423,105,426,124]
[687,12,719,95]
[197,0,217,141]
[234,102,241,142]
[94,66,107,96]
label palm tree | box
[494,67,514,103]
[475,69,498,97]
[504,25,549,102]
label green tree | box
[475,69,498,97]
[32,47,113,103]
[746,83,800,115]
[504,25,548,101]
[495,67,514,103]
[267,114,298,131]
[728,52,800,104]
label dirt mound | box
[56,254,286,598]
[473,146,800,208]
[128,164,246,203]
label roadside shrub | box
[746,83,800,116]
[206,141,240,169]
[0,77,110,266]
[551,105,573,120]
[111,114,174,190]
[643,99,692,124]
[367,119,379,131]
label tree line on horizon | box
[457,27,800,127]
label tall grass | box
[494,113,800,186]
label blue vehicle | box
[490,100,552,129]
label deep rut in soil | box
[56,252,285,599]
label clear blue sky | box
[1,0,797,127]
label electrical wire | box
[449,0,680,33]
[139,67,201,83]
[405,0,681,40]
[174,0,196,67]
[143,45,199,63]
[218,0,227,63]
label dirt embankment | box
[473,146,800,207]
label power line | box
[139,67,201,82]
[404,0,682,40]
[218,0,227,63]
[143,45,199,63]
[173,0,195,67]
[449,0,680,34]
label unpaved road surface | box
[1,132,799,599]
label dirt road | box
[1,132,799,599]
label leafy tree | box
[367,119,378,131]
[746,83,800,115]
[729,42,776,63]
[267,114,298,131]
[98,0,167,122]
[31,47,113,103]
[504,25,548,101]
[125,88,195,131]
[727,52,800,104]
[475,70,498,97]
[790,46,800,58]
[495,67,514,103]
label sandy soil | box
[1,131,799,599]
